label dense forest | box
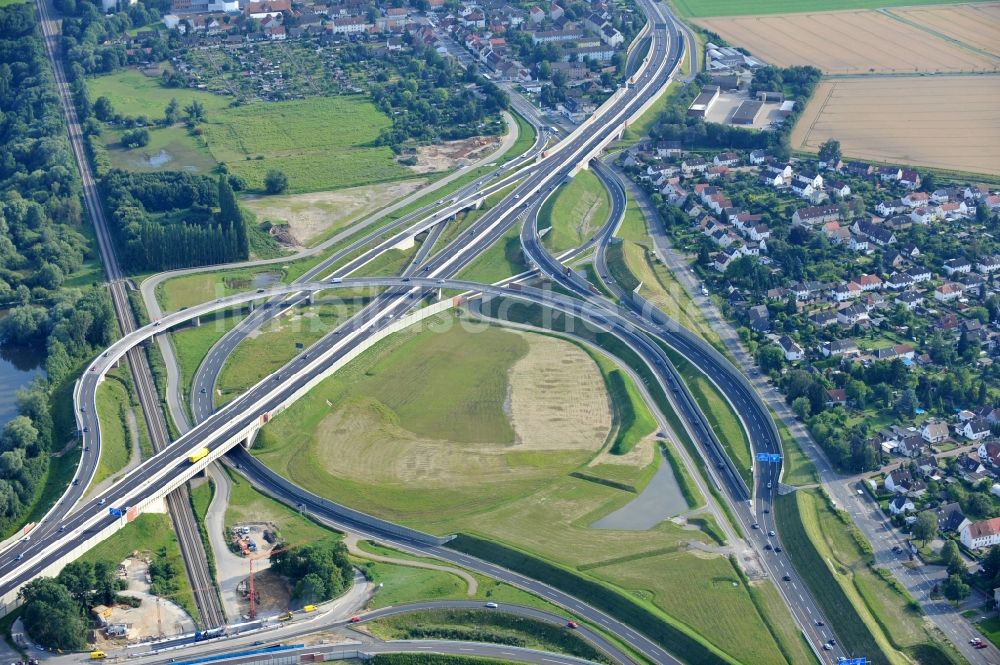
[101,170,249,270]
[0,3,118,536]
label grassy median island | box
[538,169,610,254]
[252,311,802,664]
[368,609,611,664]
[91,372,134,487]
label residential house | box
[876,200,899,217]
[810,310,839,328]
[960,517,1000,549]
[714,152,740,167]
[921,421,949,444]
[964,419,992,441]
[748,150,768,165]
[779,335,804,361]
[895,291,923,311]
[943,258,972,276]
[852,220,896,246]
[825,388,847,407]
[899,170,921,190]
[879,166,903,182]
[885,272,915,290]
[934,283,964,303]
[936,502,966,532]
[902,191,930,208]
[748,304,770,333]
[792,205,840,227]
[977,441,1000,467]
[907,266,932,283]
[837,304,869,326]
[896,435,925,458]
[889,496,915,515]
[977,256,1000,274]
[822,339,859,357]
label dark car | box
[782,574,792,581]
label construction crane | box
[238,539,303,620]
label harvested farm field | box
[891,2,1000,58]
[791,76,1000,176]
[698,10,1000,74]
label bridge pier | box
[190,316,201,328]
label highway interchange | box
[0,0,872,662]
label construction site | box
[229,522,292,621]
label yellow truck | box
[303,604,316,612]
[90,652,107,660]
[188,447,209,464]
[277,611,294,622]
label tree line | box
[0,3,121,537]
[101,170,249,271]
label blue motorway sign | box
[756,452,770,462]
[837,658,868,665]
[756,453,784,463]
[769,453,783,463]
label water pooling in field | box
[0,313,45,429]
[591,449,688,530]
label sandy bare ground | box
[407,135,502,174]
[241,179,427,247]
[506,333,611,451]
[791,75,1000,176]
[892,2,1000,58]
[699,10,999,74]
[315,333,610,486]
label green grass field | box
[155,267,283,312]
[104,125,217,175]
[539,169,610,253]
[618,82,677,148]
[202,96,410,194]
[80,513,199,622]
[252,312,797,663]
[456,222,526,283]
[669,0,974,18]
[216,302,363,404]
[88,69,231,119]
[92,373,133,487]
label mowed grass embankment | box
[538,169,610,254]
[92,372,134,487]
[671,0,974,18]
[776,489,963,665]
[253,312,798,664]
[202,96,411,194]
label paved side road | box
[619,166,992,664]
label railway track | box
[34,0,226,628]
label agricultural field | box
[671,0,977,18]
[792,75,1000,176]
[252,314,804,664]
[697,10,999,74]
[891,2,1000,57]
[202,96,412,194]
